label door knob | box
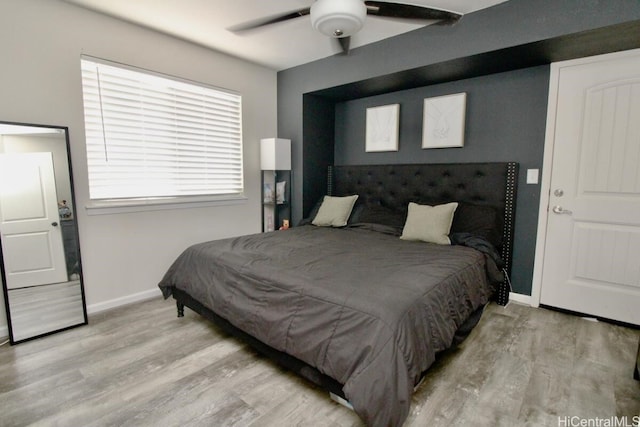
[552,205,572,215]
[51,221,58,226]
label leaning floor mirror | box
[0,121,87,344]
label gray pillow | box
[400,202,458,245]
[312,195,359,227]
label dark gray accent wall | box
[334,66,549,294]
[302,95,335,218]
[277,0,640,295]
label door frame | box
[530,48,640,308]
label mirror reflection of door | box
[0,122,87,344]
[0,152,68,288]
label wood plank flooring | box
[0,298,638,426]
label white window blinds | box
[80,57,243,201]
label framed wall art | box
[422,92,466,149]
[365,103,400,152]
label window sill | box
[85,194,247,216]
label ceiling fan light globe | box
[310,0,366,38]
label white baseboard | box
[509,292,532,306]
[0,325,8,341]
[86,287,162,315]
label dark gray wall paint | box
[277,0,640,296]
[302,95,335,218]
[333,66,549,294]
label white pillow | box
[312,195,359,227]
[400,202,458,245]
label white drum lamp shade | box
[260,138,291,170]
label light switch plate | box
[526,168,539,184]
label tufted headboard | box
[328,162,518,304]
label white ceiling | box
[63,0,508,70]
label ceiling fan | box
[229,0,462,54]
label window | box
[80,56,243,204]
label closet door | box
[539,49,640,325]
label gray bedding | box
[158,224,494,426]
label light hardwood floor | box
[0,298,638,426]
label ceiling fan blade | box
[364,1,461,24]
[228,7,311,32]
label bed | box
[159,162,518,426]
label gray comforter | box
[158,225,493,426]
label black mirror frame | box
[0,120,87,345]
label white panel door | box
[0,152,68,289]
[540,50,640,325]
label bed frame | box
[172,161,519,400]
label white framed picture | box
[422,92,466,149]
[365,104,400,152]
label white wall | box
[0,0,277,336]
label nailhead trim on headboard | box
[497,162,519,306]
